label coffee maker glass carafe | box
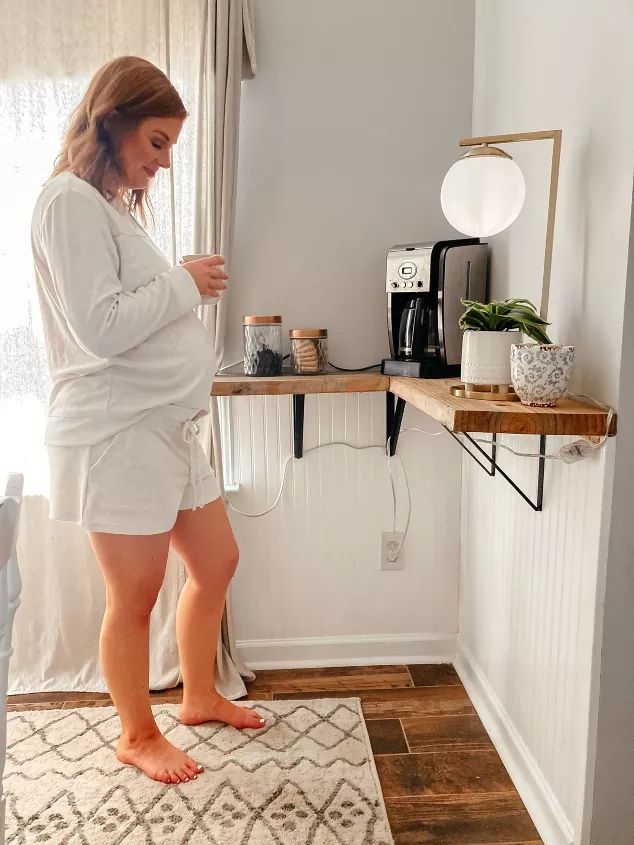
[397,298,416,359]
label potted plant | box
[459,298,551,389]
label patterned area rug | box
[6,698,393,844]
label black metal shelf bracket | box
[386,392,395,450]
[293,394,305,458]
[445,428,497,477]
[446,427,546,512]
[387,396,407,457]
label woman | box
[31,56,265,786]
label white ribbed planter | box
[461,330,521,386]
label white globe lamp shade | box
[440,147,526,238]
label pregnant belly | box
[108,314,215,411]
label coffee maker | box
[381,239,488,378]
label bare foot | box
[180,692,266,730]
[116,732,204,784]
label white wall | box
[457,3,634,845]
[228,0,476,368]
[226,0,476,666]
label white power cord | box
[384,427,439,560]
[401,427,442,437]
[226,442,385,518]
[216,360,245,375]
[224,432,443,560]
[386,452,411,561]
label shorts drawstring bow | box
[181,419,204,510]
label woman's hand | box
[181,255,229,299]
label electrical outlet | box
[381,532,405,570]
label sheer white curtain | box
[0,0,255,695]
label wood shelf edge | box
[449,408,617,437]
[212,372,390,397]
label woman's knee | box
[213,541,240,584]
[105,580,162,622]
[227,542,240,579]
[189,542,239,591]
[171,498,241,587]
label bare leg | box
[170,497,264,730]
[89,530,205,784]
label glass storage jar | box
[243,316,283,376]
[289,329,328,374]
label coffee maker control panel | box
[386,244,433,293]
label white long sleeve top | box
[31,172,214,446]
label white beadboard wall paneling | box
[588,189,634,845]
[457,436,609,844]
[226,393,461,663]
[466,2,633,842]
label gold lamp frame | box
[457,129,562,320]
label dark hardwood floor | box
[8,664,542,845]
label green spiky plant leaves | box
[459,298,552,345]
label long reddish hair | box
[52,56,186,220]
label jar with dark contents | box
[289,329,328,374]
[243,316,283,376]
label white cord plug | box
[558,439,598,463]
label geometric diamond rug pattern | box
[5,698,394,844]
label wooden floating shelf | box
[212,372,616,437]
[389,377,617,437]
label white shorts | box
[47,406,221,535]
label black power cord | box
[328,362,382,372]
[218,358,381,375]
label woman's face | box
[117,116,184,190]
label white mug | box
[181,254,224,305]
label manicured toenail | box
[197,765,204,771]
[193,775,197,780]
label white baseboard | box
[455,641,575,845]
[237,632,457,669]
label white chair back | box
[0,473,23,845]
